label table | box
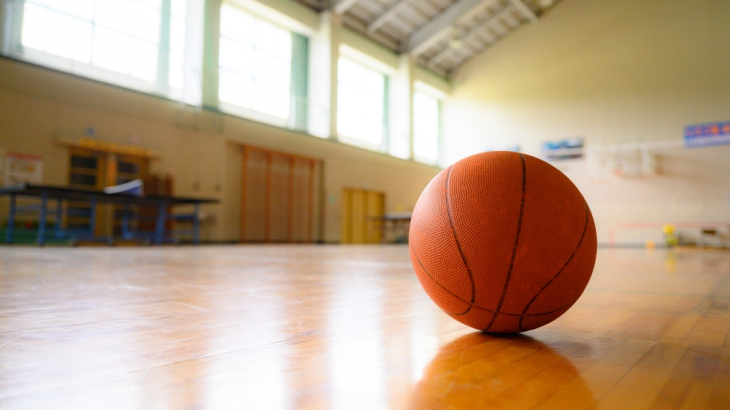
[1,183,218,245]
[371,212,412,243]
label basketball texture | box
[409,151,597,333]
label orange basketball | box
[409,151,597,333]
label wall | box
[0,57,440,242]
[443,0,730,245]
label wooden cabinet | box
[67,148,106,232]
[111,155,148,236]
[61,139,153,236]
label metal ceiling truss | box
[508,0,538,23]
[367,0,411,34]
[300,0,548,76]
[401,0,502,55]
[427,4,517,68]
[329,0,360,14]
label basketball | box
[409,151,597,333]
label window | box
[168,0,188,90]
[2,0,448,164]
[7,0,200,101]
[337,57,386,149]
[413,91,440,164]
[21,0,160,81]
[218,3,292,121]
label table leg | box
[132,204,139,236]
[6,194,16,244]
[89,196,97,238]
[122,204,130,239]
[55,198,63,238]
[37,192,48,246]
[193,203,201,245]
[155,201,167,245]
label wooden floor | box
[1,245,729,409]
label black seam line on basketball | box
[410,241,471,316]
[412,239,576,318]
[444,164,476,314]
[485,153,527,332]
[473,299,577,317]
[518,200,590,332]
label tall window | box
[413,91,440,164]
[10,0,199,101]
[21,0,161,81]
[337,58,386,149]
[218,3,292,121]
[168,0,188,90]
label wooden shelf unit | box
[60,138,153,235]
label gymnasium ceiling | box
[294,0,559,77]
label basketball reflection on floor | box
[409,332,593,409]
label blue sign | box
[684,121,730,147]
[541,138,584,161]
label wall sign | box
[541,138,584,161]
[684,121,730,147]
[3,152,44,185]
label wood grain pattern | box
[0,246,728,409]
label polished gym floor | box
[1,245,729,409]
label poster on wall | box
[3,152,44,186]
[541,138,584,161]
[684,121,730,148]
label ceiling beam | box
[426,5,515,68]
[401,0,498,56]
[329,0,359,14]
[367,0,410,34]
[508,0,538,23]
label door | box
[341,188,385,244]
[240,146,322,243]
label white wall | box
[443,0,730,246]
